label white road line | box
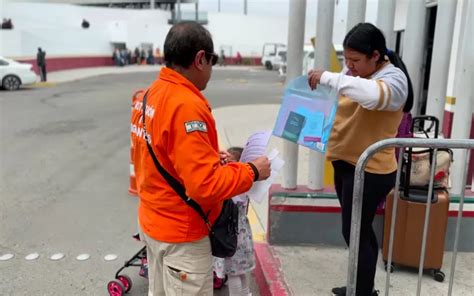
[25,253,40,261]
[0,253,14,261]
[104,254,118,261]
[50,253,65,261]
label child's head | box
[227,146,243,162]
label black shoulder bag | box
[141,91,239,258]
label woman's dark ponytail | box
[386,50,413,112]
[344,23,414,112]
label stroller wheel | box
[107,280,126,296]
[117,274,132,293]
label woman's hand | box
[308,69,325,90]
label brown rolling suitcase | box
[382,190,449,281]
[382,116,451,282]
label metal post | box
[346,153,367,296]
[426,0,457,128]
[177,0,182,22]
[376,0,396,49]
[448,149,471,295]
[244,0,247,15]
[451,0,473,194]
[384,149,404,296]
[282,0,307,189]
[416,148,438,295]
[346,0,366,32]
[308,0,335,190]
[402,0,427,115]
[150,0,155,9]
[195,1,199,21]
[218,0,221,12]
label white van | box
[261,43,287,70]
[278,44,315,76]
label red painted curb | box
[269,204,474,218]
[253,242,290,296]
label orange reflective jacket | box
[131,67,254,243]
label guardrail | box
[346,138,474,296]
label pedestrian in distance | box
[36,47,47,82]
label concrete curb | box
[253,242,291,296]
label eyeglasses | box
[204,52,218,66]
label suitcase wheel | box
[383,261,395,273]
[433,269,445,282]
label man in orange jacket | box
[130,22,271,295]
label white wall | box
[3,0,459,64]
[0,1,358,59]
[394,0,409,31]
[446,0,467,97]
[207,13,290,56]
[393,0,467,100]
[0,2,320,58]
[0,2,171,58]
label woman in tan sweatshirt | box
[308,22,413,296]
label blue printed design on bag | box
[272,75,338,153]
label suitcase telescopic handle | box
[411,115,439,139]
[403,115,440,199]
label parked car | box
[0,56,37,90]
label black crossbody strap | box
[141,90,212,230]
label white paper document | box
[247,148,285,203]
[233,130,285,204]
[239,131,272,163]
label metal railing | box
[346,138,474,296]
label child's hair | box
[343,22,413,113]
[227,146,244,162]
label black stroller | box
[107,234,148,296]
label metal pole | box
[282,0,307,189]
[376,0,396,50]
[451,0,473,194]
[426,0,457,128]
[346,0,366,32]
[402,0,427,115]
[346,138,474,296]
[177,0,182,22]
[244,0,247,15]
[416,148,438,295]
[308,0,335,190]
[448,149,471,295]
[218,0,221,12]
[384,149,405,296]
[150,0,154,9]
[195,1,199,21]
[346,155,367,296]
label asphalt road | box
[0,69,283,295]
